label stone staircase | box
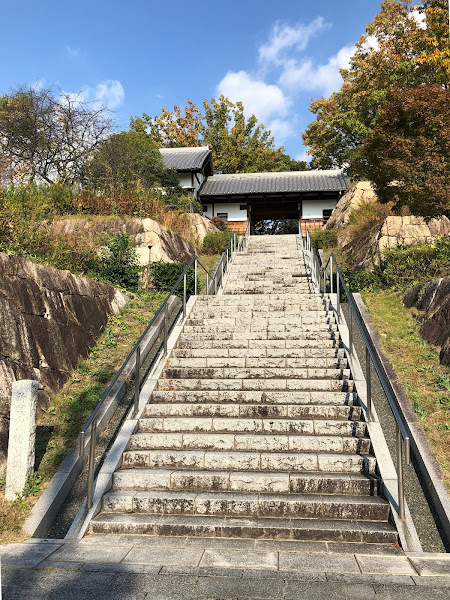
[91,234,398,545]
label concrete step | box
[149,389,358,406]
[181,324,338,333]
[176,338,341,349]
[112,469,380,495]
[156,378,355,392]
[102,490,389,521]
[144,402,363,421]
[178,331,340,341]
[172,347,346,358]
[127,432,371,454]
[137,417,366,436]
[90,513,397,544]
[186,316,336,326]
[166,357,348,369]
[161,367,351,380]
[121,449,376,474]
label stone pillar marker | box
[5,380,38,500]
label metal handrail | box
[80,232,241,509]
[298,229,411,520]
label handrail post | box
[194,258,198,296]
[183,273,187,317]
[164,303,168,355]
[330,259,333,295]
[134,345,140,415]
[349,306,353,355]
[86,418,97,510]
[366,346,372,421]
[78,430,85,459]
[221,258,224,287]
[336,273,340,320]
[214,273,217,295]
[397,423,406,519]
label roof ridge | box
[159,146,210,153]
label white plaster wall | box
[203,203,248,222]
[302,199,337,219]
[178,173,193,189]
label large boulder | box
[403,276,450,366]
[325,181,377,242]
[51,217,197,267]
[362,215,450,267]
[179,213,219,245]
[0,253,128,472]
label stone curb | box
[353,293,450,548]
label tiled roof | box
[200,170,350,196]
[159,146,212,171]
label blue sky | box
[0,0,383,160]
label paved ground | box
[1,536,450,599]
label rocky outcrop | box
[403,276,450,366]
[182,213,219,244]
[0,253,128,472]
[360,215,450,267]
[51,216,215,267]
[325,181,377,237]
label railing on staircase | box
[298,228,411,521]
[78,229,247,510]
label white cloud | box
[92,80,125,109]
[411,9,426,29]
[267,119,295,143]
[259,18,330,64]
[279,44,355,97]
[294,150,310,162]
[60,80,125,110]
[217,70,290,123]
[361,35,380,52]
[66,46,80,58]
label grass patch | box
[361,290,450,488]
[0,289,166,544]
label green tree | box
[361,85,450,217]
[132,95,302,174]
[86,130,179,194]
[303,0,450,178]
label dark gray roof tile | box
[159,146,212,171]
[200,170,350,196]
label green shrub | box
[97,231,141,290]
[310,229,338,251]
[380,237,450,289]
[149,260,196,297]
[202,231,233,255]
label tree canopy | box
[131,95,301,174]
[302,0,450,216]
[0,85,113,185]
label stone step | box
[194,294,331,303]
[90,513,397,544]
[156,378,355,392]
[161,367,351,380]
[172,347,346,359]
[144,402,363,421]
[186,316,336,326]
[137,417,366,437]
[176,339,341,349]
[127,432,371,454]
[122,449,376,474]
[181,324,338,333]
[178,331,339,341]
[149,389,358,406]
[112,469,380,496]
[102,490,389,521]
[167,357,348,369]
